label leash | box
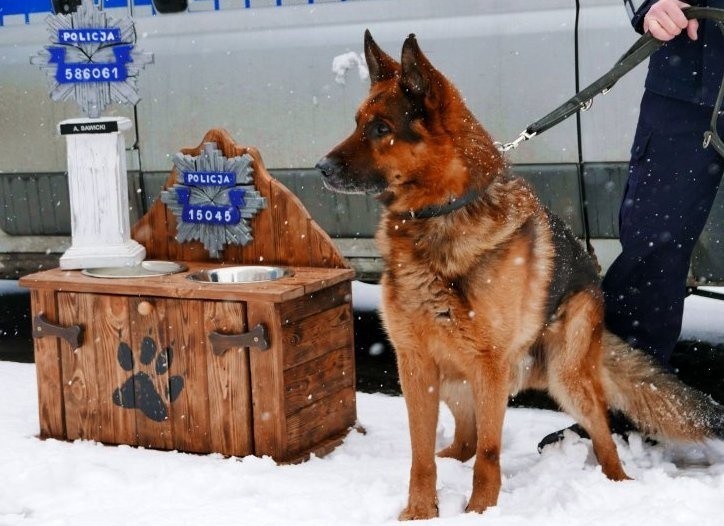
[705,62,724,155]
[497,7,724,157]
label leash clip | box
[495,130,537,152]
[703,131,712,149]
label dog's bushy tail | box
[601,330,724,441]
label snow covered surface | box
[1,284,723,524]
[1,361,724,526]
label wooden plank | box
[19,270,304,303]
[205,300,254,457]
[284,346,355,416]
[270,178,313,267]
[92,294,137,446]
[308,217,351,270]
[278,281,352,326]
[165,298,212,453]
[58,292,102,441]
[284,267,356,295]
[30,289,66,439]
[18,264,353,304]
[283,429,352,464]
[247,301,287,459]
[128,297,174,449]
[240,174,278,267]
[284,386,357,461]
[282,303,354,370]
[131,170,174,260]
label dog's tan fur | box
[318,31,724,520]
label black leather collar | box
[393,188,482,220]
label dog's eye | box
[370,121,391,139]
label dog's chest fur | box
[375,189,556,375]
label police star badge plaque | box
[161,142,267,258]
[31,0,153,118]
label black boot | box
[537,411,640,453]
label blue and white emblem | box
[161,142,267,258]
[31,0,153,118]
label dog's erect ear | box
[400,34,442,106]
[364,29,398,84]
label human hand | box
[644,0,699,41]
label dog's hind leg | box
[438,379,476,462]
[543,289,631,482]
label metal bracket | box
[33,314,84,348]
[208,323,270,356]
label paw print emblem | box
[112,336,184,422]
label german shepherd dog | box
[317,31,724,520]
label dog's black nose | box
[315,156,338,178]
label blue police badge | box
[31,0,153,118]
[161,142,267,258]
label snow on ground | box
[1,284,723,525]
[2,364,724,525]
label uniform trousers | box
[602,90,724,365]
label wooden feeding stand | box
[20,129,357,462]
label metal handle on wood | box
[208,323,269,356]
[33,314,84,348]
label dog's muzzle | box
[316,156,350,193]
[316,156,387,196]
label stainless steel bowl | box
[186,265,292,284]
[81,261,187,278]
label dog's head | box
[317,31,503,215]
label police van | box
[1,0,722,283]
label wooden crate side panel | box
[58,292,102,441]
[284,385,357,460]
[277,281,352,327]
[163,298,212,454]
[283,345,355,417]
[281,302,353,370]
[128,298,174,449]
[91,294,137,445]
[30,289,66,439]
[247,301,287,459]
[204,300,254,457]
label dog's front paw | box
[398,500,439,521]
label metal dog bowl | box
[187,265,292,284]
[82,260,187,278]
